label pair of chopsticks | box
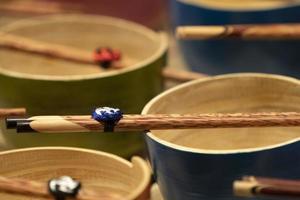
[234,176,300,199]
[177,24,300,40]
[7,112,300,133]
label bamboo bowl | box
[143,73,300,200]
[0,147,151,200]
[0,14,167,156]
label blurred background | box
[0,0,169,29]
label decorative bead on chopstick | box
[176,24,300,40]
[8,107,300,133]
[93,47,121,68]
[49,176,81,200]
[234,176,300,199]
[92,107,123,132]
[0,108,26,119]
[0,175,118,200]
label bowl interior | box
[0,147,149,200]
[0,15,161,77]
[181,0,296,10]
[144,74,300,152]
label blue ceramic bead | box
[92,107,123,122]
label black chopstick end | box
[16,121,35,133]
[6,118,29,129]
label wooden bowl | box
[171,0,300,77]
[143,73,300,200]
[0,14,167,156]
[0,147,151,200]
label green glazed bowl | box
[0,14,168,157]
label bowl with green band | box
[0,14,167,157]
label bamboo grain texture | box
[0,33,93,64]
[12,112,300,133]
[234,176,300,198]
[177,24,300,40]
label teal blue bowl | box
[171,0,300,77]
[143,73,300,200]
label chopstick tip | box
[16,121,34,133]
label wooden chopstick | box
[0,33,94,65]
[0,176,119,200]
[176,24,300,40]
[162,68,207,82]
[0,32,201,82]
[234,176,300,199]
[8,112,300,133]
[0,1,66,14]
[0,108,26,119]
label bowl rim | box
[0,146,151,200]
[143,73,300,155]
[178,0,300,12]
[0,14,168,81]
